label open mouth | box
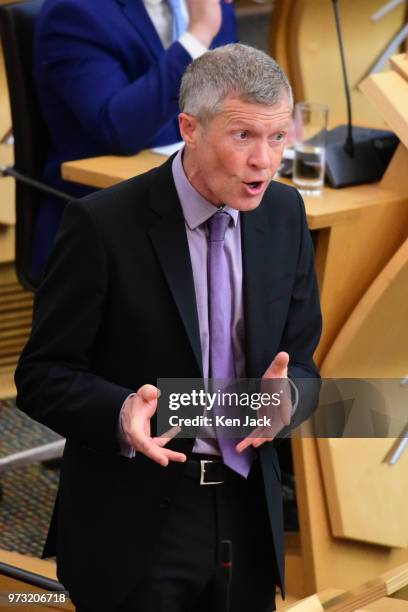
[243,181,264,195]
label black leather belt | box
[184,455,231,485]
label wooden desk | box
[62,151,408,365]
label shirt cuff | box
[118,393,136,458]
[178,32,208,59]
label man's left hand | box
[236,351,291,453]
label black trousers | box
[75,458,278,612]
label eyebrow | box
[228,121,291,131]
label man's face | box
[179,95,292,211]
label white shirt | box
[143,0,208,58]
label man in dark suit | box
[16,44,322,611]
[32,0,236,276]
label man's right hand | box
[187,0,234,48]
[120,384,186,466]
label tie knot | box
[208,211,231,243]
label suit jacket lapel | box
[241,186,294,378]
[115,0,164,59]
[148,158,203,376]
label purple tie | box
[208,211,254,478]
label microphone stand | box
[332,0,354,157]
[322,0,399,187]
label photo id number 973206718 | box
[1,592,69,606]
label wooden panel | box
[270,0,407,128]
[0,141,15,270]
[286,546,305,598]
[321,236,408,377]
[281,589,344,611]
[313,196,408,364]
[0,45,11,142]
[292,437,408,596]
[380,143,408,195]
[0,0,23,140]
[318,239,408,547]
[0,143,15,226]
[284,594,408,611]
[0,224,14,264]
[360,70,408,150]
[390,53,408,81]
[285,564,408,609]
[269,0,293,76]
[318,439,408,548]
[358,599,408,611]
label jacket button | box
[159,497,171,509]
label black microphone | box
[219,540,232,612]
[323,0,398,187]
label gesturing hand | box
[236,352,292,453]
[121,384,186,466]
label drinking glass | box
[293,102,329,195]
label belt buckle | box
[199,460,224,485]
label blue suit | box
[32,0,237,276]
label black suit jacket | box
[15,156,322,609]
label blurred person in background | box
[32,0,236,277]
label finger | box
[134,425,187,464]
[235,438,252,452]
[132,385,161,422]
[134,435,171,466]
[236,421,281,452]
[252,438,273,448]
[236,436,270,452]
[263,351,289,379]
[136,384,161,405]
[136,437,187,465]
[235,423,265,452]
[235,430,259,452]
[160,447,187,463]
[154,425,181,447]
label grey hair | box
[179,43,293,121]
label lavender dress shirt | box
[119,148,246,456]
[172,149,246,455]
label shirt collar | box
[172,148,239,231]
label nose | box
[248,141,271,171]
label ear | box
[178,112,200,149]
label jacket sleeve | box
[34,1,194,155]
[15,201,134,453]
[278,188,322,437]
